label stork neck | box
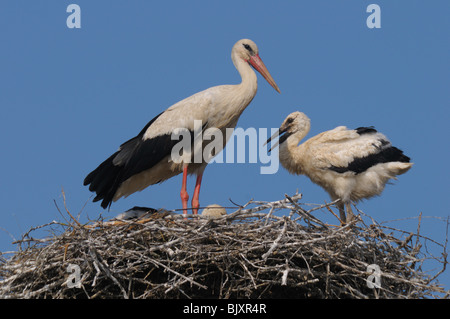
[279,130,308,175]
[233,55,258,99]
[285,129,308,153]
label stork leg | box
[191,172,203,215]
[337,201,355,225]
[180,164,190,217]
[337,202,347,225]
[345,202,355,223]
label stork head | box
[232,39,280,93]
[232,39,259,60]
[266,111,311,152]
[279,112,311,135]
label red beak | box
[248,54,281,93]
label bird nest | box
[0,193,448,299]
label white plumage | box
[201,204,227,219]
[84,39,280,215]
[267,111,413,223]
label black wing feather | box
[355,126,377,135]
[83,111,178,209]
[329,146,410,175]
[84,111,208,209]
[328,127,410,174]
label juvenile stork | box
[84,39,280,215]
[266,111,413,223]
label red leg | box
[180,164,189,217]
[191,172,203,215]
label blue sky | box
[1,1,449,293]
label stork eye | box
[286,118,294,124]
[242,43,254,55]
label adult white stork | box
[84,39,280,215]
[266,111,413,223]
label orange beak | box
[248,54,281,93]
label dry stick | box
[226,194,304,221]
[321,199,343,225]
[285,194,327,228]
[238,255,257,289]
[145,256,208,291]
[304,199,342,215]
[88,247,129,299]
[416,212,423,250]
[262,218,287,261]
[61,188,83,228]
[264,206,276,226]
[428,216,449,283]
[12,221,60,245]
